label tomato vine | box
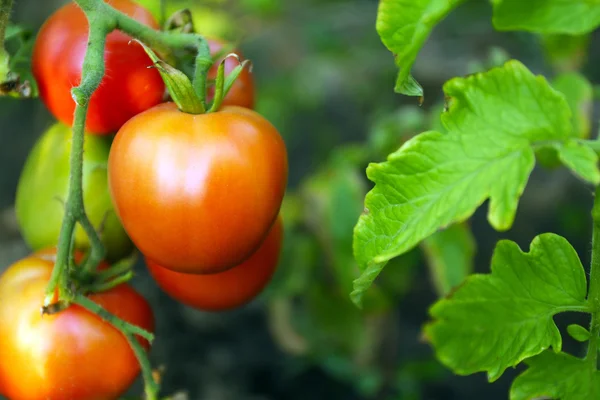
[0,0,249,398]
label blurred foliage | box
[0,0,597,399]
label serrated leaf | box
[424,233,589,382]
[510,352,600,400]
[352,60,573,306]
[421,223,475,297]
[566,324,591,343]
[492,0,600,35]
[376,0,464,97]
[557,140,600,185]
[552,72,593,139]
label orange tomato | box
[147,216,283,311]
[0,249,154,400]
[32,0,165,134]
[108,102,288,274]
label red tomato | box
[32,0,165,135]
[207,38,255,109]
[108,102,288,274]
[147,216,283,311]
[0,249,154,400]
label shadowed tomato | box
[0,249,154,400]
[207,38,255,109]
[32,0,165,134]
[108,102,288,274]
[15,123,133,262]
[147,216,283,311]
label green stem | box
[95,252,137,282]
[73,294,159,399]
[82,0,213,106]
[585,186,600,367]
[44,21,109,307]
[74,293,154,342]
[79,214,107,275]
[125,332,160,400]
[88,270,134,293]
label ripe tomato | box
[207,38,255,109]
[108,102,288,274]
[15,123,133,262]
[32,0,165,135]
[147,216,283,311]
[0,249,154,400]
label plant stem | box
[88,270,134,293]
[44,20,109,307]
[73,294,159,399]
[125,332,160,399]
[79,213,107,275]
[585,185,600,367]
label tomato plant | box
[31,0,165,135]
[108,102,287,274]
[0,248,154,400]
[15,122,132,262]
[147,215,283,311]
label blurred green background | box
[0,0,598,399]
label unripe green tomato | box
[15,123,133,261]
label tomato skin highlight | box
[31,0,165,135]
[15,123,133,262]
[108,102,288,274]
[0,249,154,400]
[147,216,283,311]
[207,38,255,109]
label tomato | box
[108,102,288,274]
[0,249,154,400]
[15,123,133,262]
[207,38,255,109]
[32,0,165,135]
[147,216,283,311]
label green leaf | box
[421,223,475,297]
[552,72,593,139]
[566,324,591,342]
[510,352,600,400]
[492,0,600,35]
[424,233,589,382]
[557,140,600,185]
[376,0,464,97]
[352,60,573,306]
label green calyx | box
[136,38,251,114]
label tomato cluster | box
[3,0,287,398]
